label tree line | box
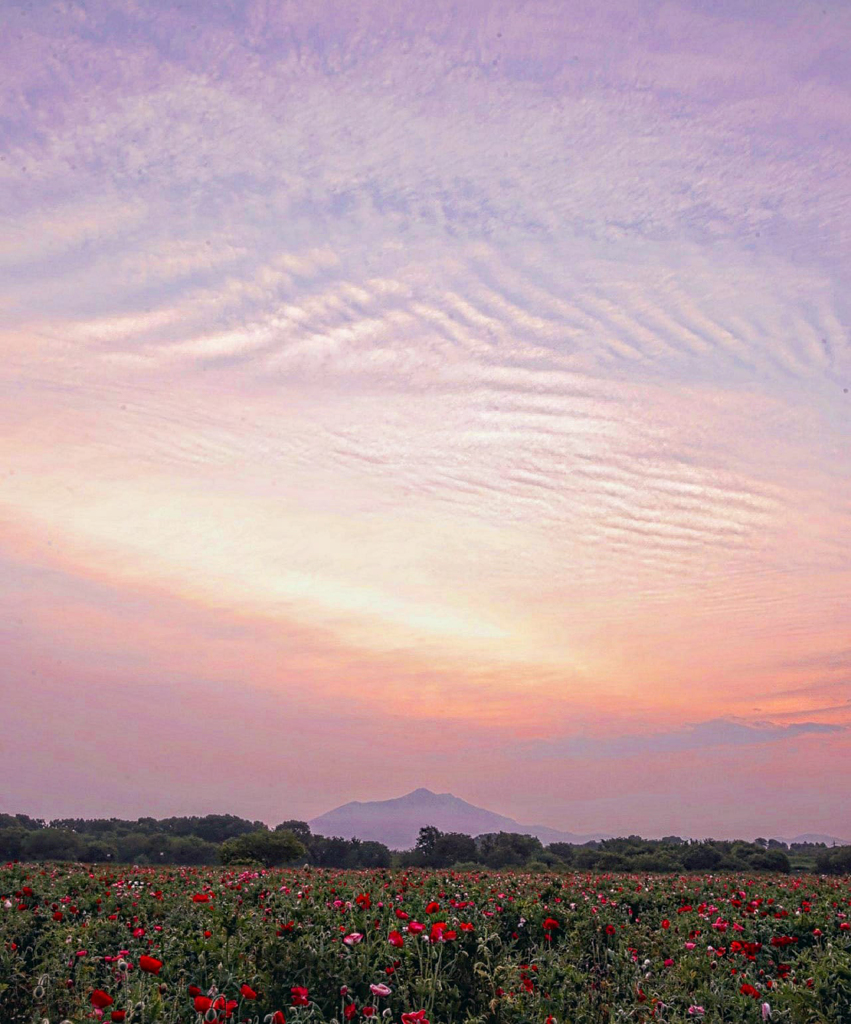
[1,812,847,872]
[404,827,805,873]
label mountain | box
[783,833,851,847]
[308,788,608,850]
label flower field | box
[2,863,850,1024]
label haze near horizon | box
[1,0,849,840]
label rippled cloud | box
[1,0,849,835]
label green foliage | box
[412,827,479,867]
[220,829,306,867]
[475,831,543,868]
[274,819,313,841]
[0,809,836,874]
[0,812,392,869]
[1,862,849,1024]
[21,828,81,861]
[547,841,575,864]
[815,845,851,874]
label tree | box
[547,842,575,864]
[415,826,443,860]
[750,849,790,873]
[22,828,81,861]
[476,832,543,868]
[814,845,851,874]
[275,820,312,843]
[117,832,156,864]
[170,836,219,865]
[0,813,44,831]
[0,827,28,859]
[353,840,392,868]
[682,843,722,870]
[633,851,681,873]
[310,835,352,868]
[159,814,265,843]
[434,832,477,867]
[81,838,118,862]
[219,829,306,867]
[573,847,602,869]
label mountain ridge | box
[308,788,608,849]
[307,789,850,850]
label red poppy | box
[192,893,211,902]
[543,917,559,931]
[425,901,440,914]
[194,996,212,1012]
[356,893,371,909]
[362,1007,376,1017]
[740,983,760,999]
[344,1004,358,1020]
[91,990,114,1009]
[401,1013,429,1024]
[240,984,257,1000]
[188,985,202,997]
[389,930,404,947]
[661,919,670,929]
[605,925,616,936]
[213,996,238,1017]
[291,986,309,1006]
[139,955,162,975]
[272,1013,286,1024]
[111,1013,126,1023]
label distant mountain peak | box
[308,787,607,850]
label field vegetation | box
[2,857,850,1023]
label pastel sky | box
[2,0,850,841]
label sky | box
[1,0,850,841]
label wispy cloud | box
[1,0,850,832]
[521,719,845,760]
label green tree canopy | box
[220,829,306,867]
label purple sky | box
[1,0,850,840]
